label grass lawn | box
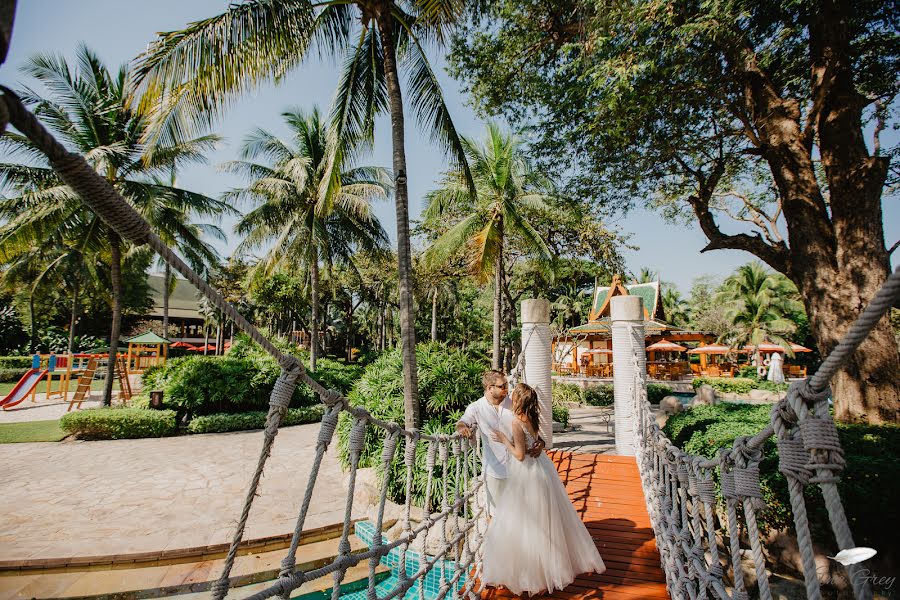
[0,419,67,443]
[0,377,108,398]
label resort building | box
[553,275,714,381]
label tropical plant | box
[716,263,804,358]
[226,107,390,372]
[422,123,553,368]
[136,0,476,430]
[449,0,900,424]
[0,46,227,404]
[661,287,690,328]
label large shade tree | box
[226,107,390,372]
[422,123,553,368]
[0,46,227,404]
[450,0,900,423]
[136,0,475,429]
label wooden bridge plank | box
[478,450,670,600]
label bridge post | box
[611,296,646,456]
[521,298,553,449]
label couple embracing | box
[456,370,606,596]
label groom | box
[456,369,545,515]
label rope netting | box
[625,266,900,600]
[0,88,488,600]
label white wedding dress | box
[481,427,606,594]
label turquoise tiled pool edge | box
[341,520,467,600]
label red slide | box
[0,369,48,410]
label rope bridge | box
[0,88,488,600]
[624,266,900,600]
[2,85,896,600]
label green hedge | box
[0,356,31,369]
[141,351,360,418]
[0,367,29,382]
[692,377,788,394]
[647,383,673,404]
[186,405,326,434]
[552,403,569,427]
[581,383,671,406]
[584,384,614,406]
[663,404,900,555]
[552,382,583,406]
[60,408,177,440]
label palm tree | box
[661,287,689,328]
[0,46,228,405]
[716,262,804,359]
[634,267,658,284]
[225,107,389,373]
[422,123,553,368]
[134,0,473,430]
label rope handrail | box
[0,87,488,600]
[625,266,900,600]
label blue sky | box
[3,0,898,294]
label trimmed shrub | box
[0,367,29,382]
[692,376,788,394]
[647,383,672,404]
[552,403,570,427]
[584,384,614,406]
[552,382,583,406]
[0,356,31,369]
[338,342,489,509]
[60,407,177,440]
[140,349,360,419]
[186,405,326,434]
[128,395,151,409]
[692,377,755,394]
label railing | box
[626,266,900,600]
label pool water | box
[339,520,466,600]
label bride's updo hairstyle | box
[511,383,540,433]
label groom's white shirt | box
[459,395,514,479]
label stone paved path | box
[0,423,355,563]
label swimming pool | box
[339,520,466,600]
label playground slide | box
[0,368,48,410]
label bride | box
[481,383,606,595]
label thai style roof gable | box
[124,331,171,345]
[588,275,666,322]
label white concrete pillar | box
[611,296,646,456]
[521,298,553,449]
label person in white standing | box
[482,383,606,595]
[456,370,545,515]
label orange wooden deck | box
[479,451,670,600]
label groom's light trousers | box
[485,475,508,516]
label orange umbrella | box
[744,342,813,354]
[646,339,687,352]
[170,341,197,349]
[687,344,732,355]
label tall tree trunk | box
[431,288,438,341]
[162,262,171,339]
[28,293,37,354]
[102,232,122,407]
[310,249,319,372]
[67,276,80,355]
[377,7,419,430]
[686,16,900,424]
[203,324,209,356]
[492,262,502,369]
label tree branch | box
[689,192,789,272]
[889,239,900,257]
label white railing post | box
[611,296,646,456]
[521,298,553,449]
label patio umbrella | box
[744,341,813,355]
[170,341,197,349]
[687,344,732,354]
[188,344,217,352]
[646,339,687,352]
